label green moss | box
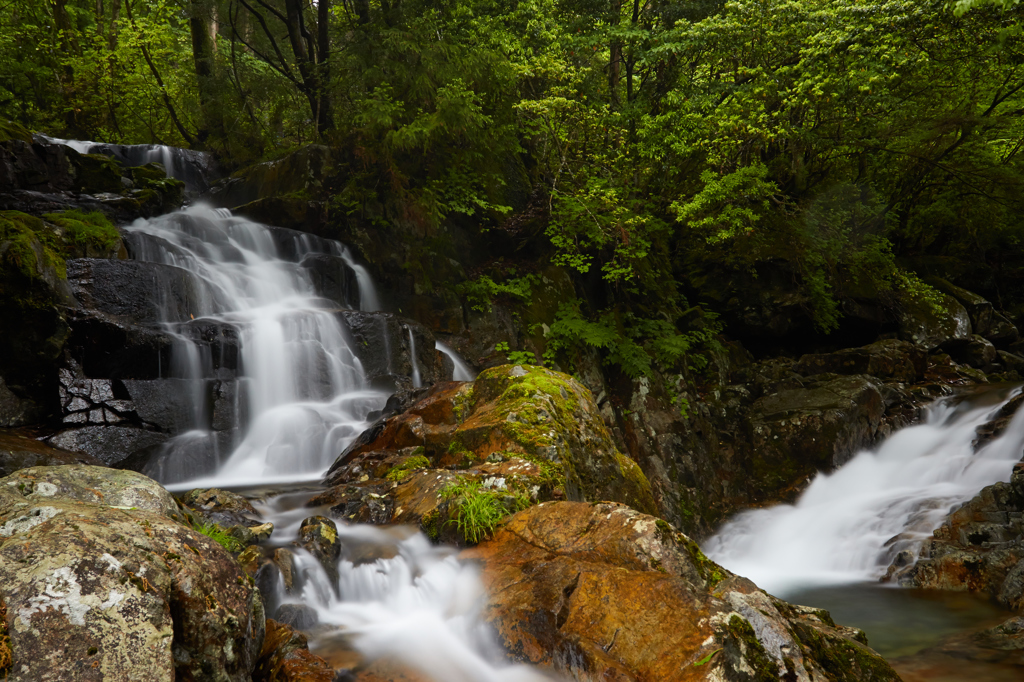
[683,537,726,589]
[613,450,656,510]
[0,119,32,144]
[791,621,896,682]
[73,153,124,194]
[42,209,120,254]
[421,508,441,541]
[0,210,66,279]
[727,615,778,682]
[386,454,431,481]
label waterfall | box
[704,387,1024,597]
[39,134,213,193]
[122,204,386,488]
[437,341,476,381]
[407,326,422,389]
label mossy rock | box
[0,119,32,144]
[42,209,122,259]
[129,162,168,185]
[71,152,124,194]
[455,364,657,514]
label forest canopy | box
[4,0,1024,375]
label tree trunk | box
[190,0,222,146]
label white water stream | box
[112,202,537,680]
[705,387,1024,597]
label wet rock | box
[339,311,453,391]
[0,465,265,681]
[66,258,205,325]
[463,501,899,682]
[253,619,336,682]
[929,278,1020,346]
[895,290,972,350]
[887,462,1024,610]
[301,252,360,308]
[793,339,926,383]
[298,515,342,587]
[235,196,328,234]
[47,425,167,467]
[274,603,319,631]
[0,429,103,477]
[943,334,999,372]
[181,487,259,516]
[747,374,886,493]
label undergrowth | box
[440,479,530,544]
[192,520,245,553]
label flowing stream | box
[112,202,544,680]
[704,386,1024,671]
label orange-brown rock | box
[322,366,657,544]
[464,501,901,682]
[253,619,336,682]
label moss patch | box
[0,210,65,280]
[726,615,778,682]
[386,454,431,482]
[683,537,726,590]
[42,209,120,254]
[0,119,32,144]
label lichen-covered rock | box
[298,516,341,587]
[463,502,899,682]
[0,465,265,681]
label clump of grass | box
[440,479,530,544]
[192,520,245,553]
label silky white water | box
[118,201,532,680]
[438,340,477,381]
[704,388,1024,597]
[123,204,387,487]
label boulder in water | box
[252,619,335,682]
[463,501,900,682]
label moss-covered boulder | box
[322,366,656,544]
[70,152,124,195]
[463,501,900,682]
[0,466,265,681]
[0,120,31,145]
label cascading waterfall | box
[114,201,531,680]
[39,134,213,192]
[123,204,385,487]
[704,387,1024,597]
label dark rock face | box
[895,291,972,351]
[0,429,103,477]
[463,501,900,682]
[0,466,265,681]
[205,145,331,210]
[340,311,453,391]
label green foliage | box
[192,520,245,553]
[543,300,722,379]
[440,478,531,544]
[494,342,539,366]
[456,270,539,313]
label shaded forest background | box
[5,0,1024,381]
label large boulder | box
[0,466,265,681]
[321,366,656,544]
[463,501,900,682]
[895,290,972,350]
